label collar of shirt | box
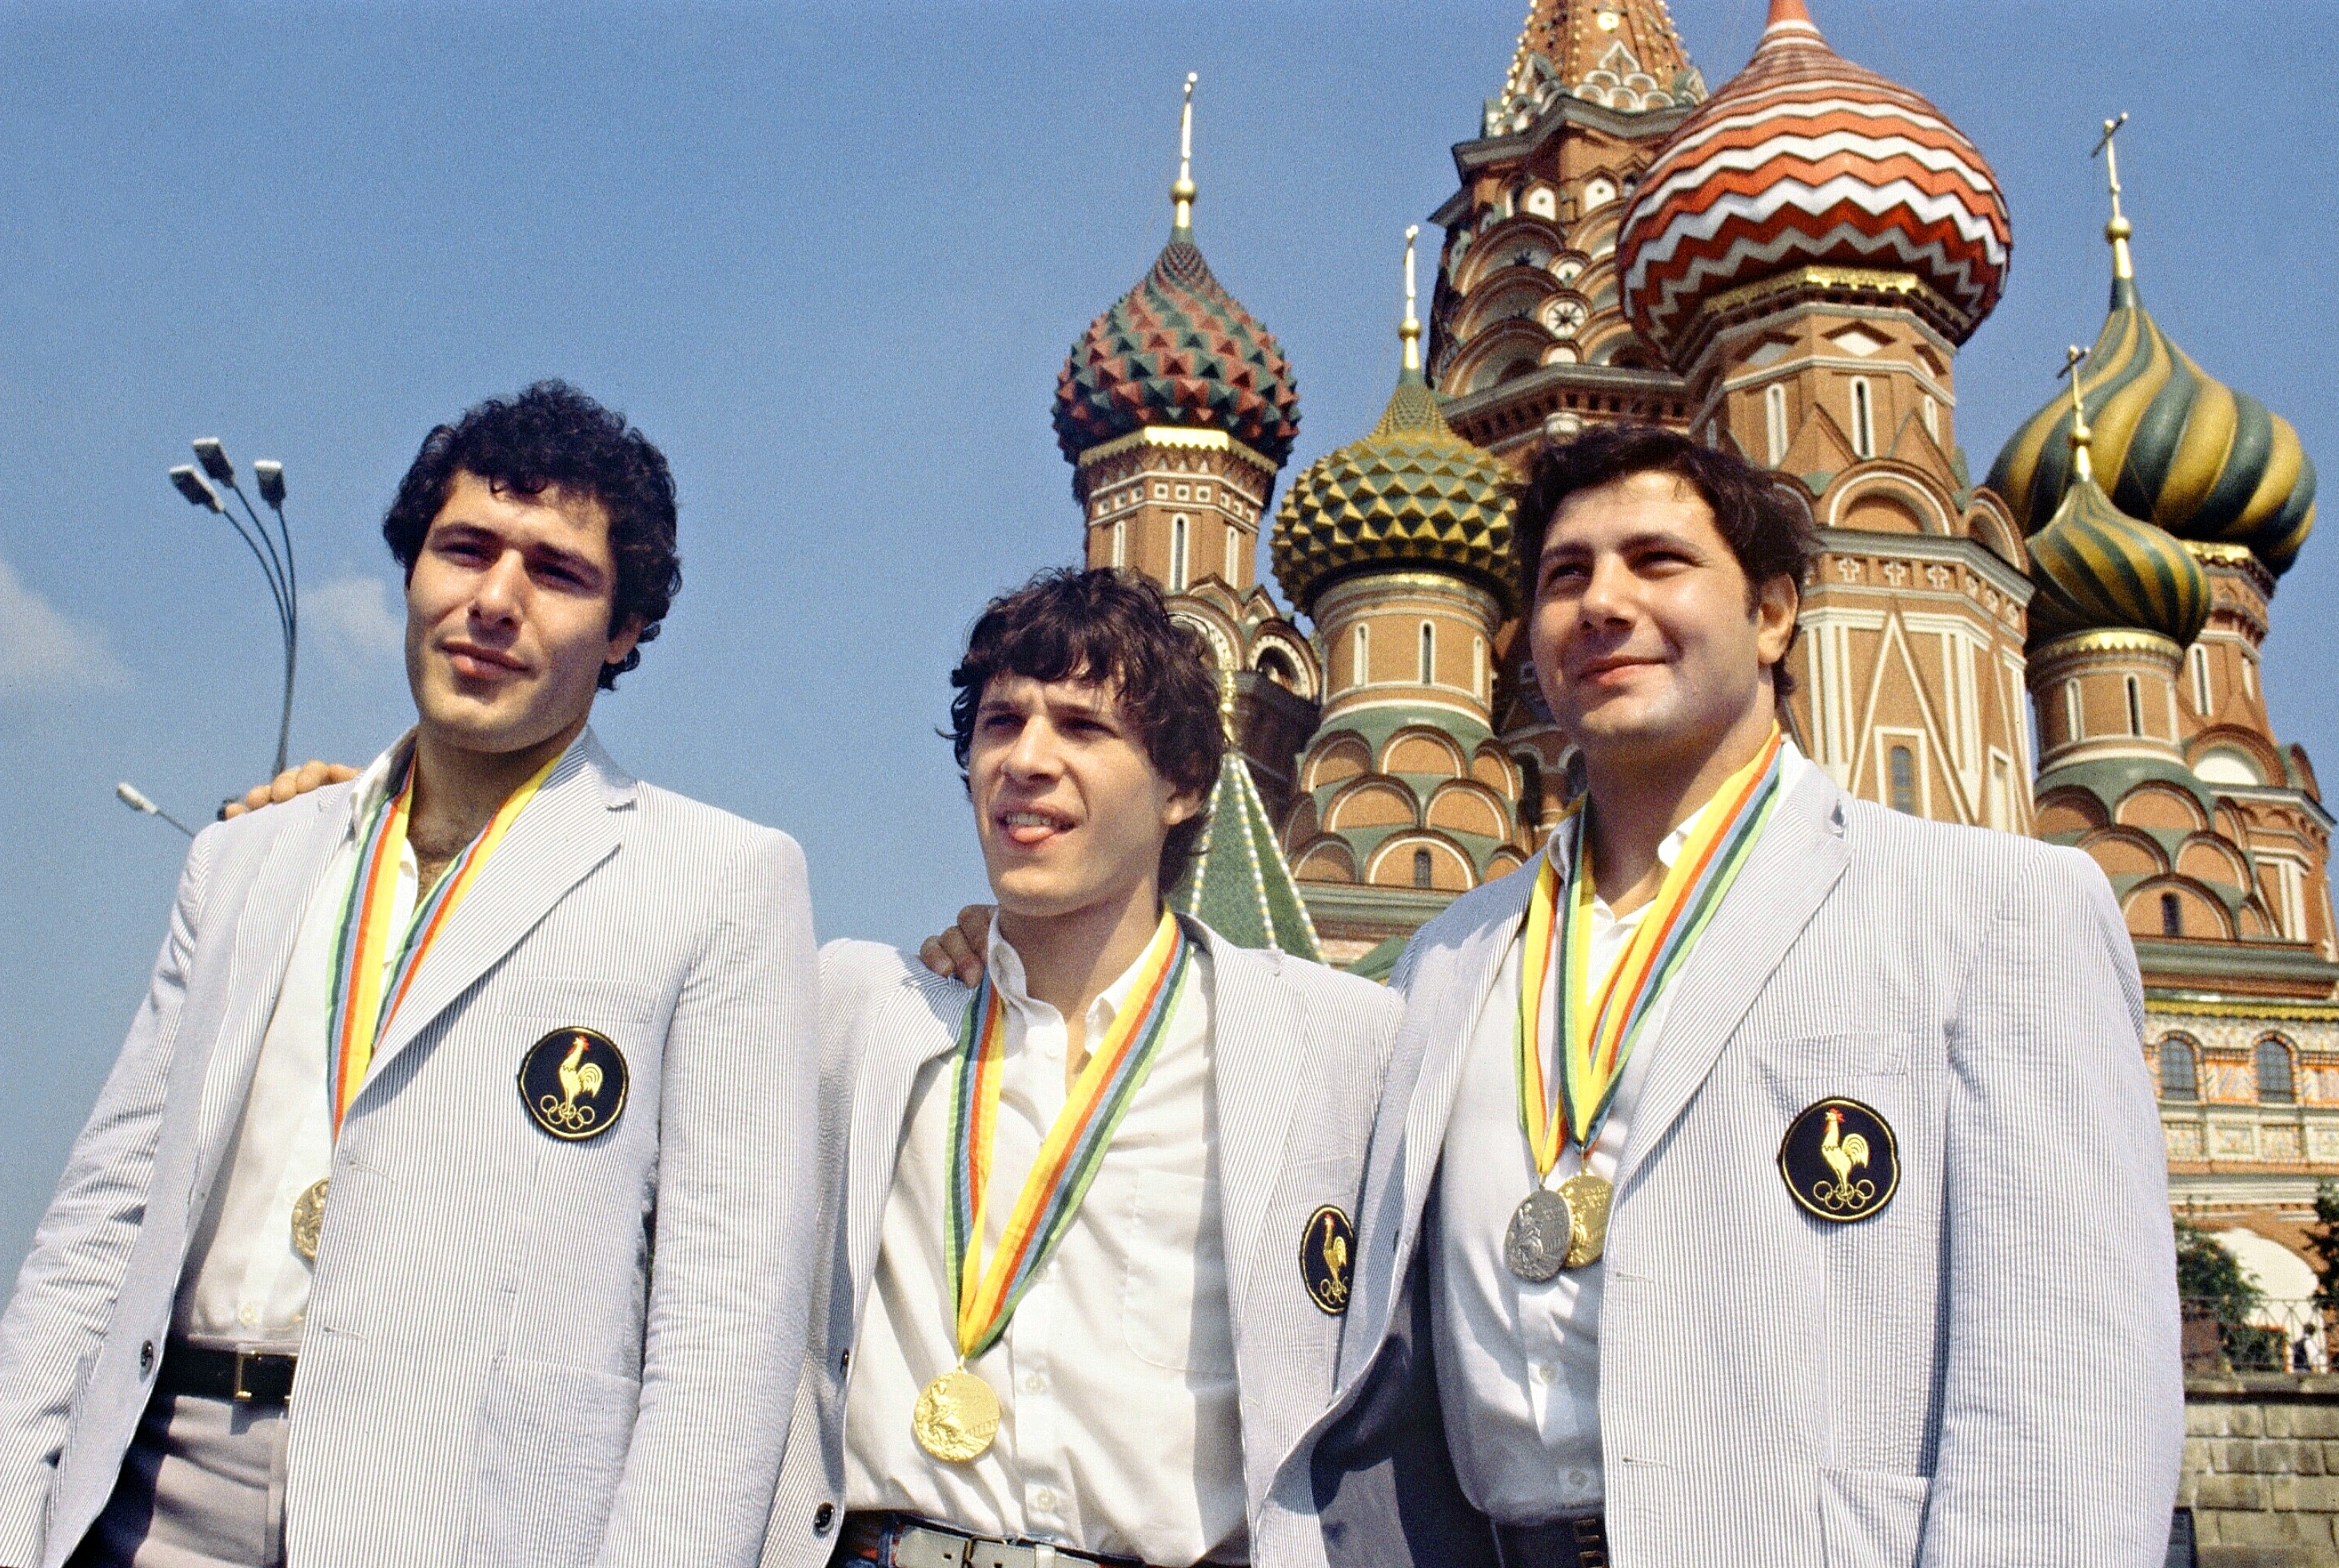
[1539,738,1811,918]
[982,914,1162,1050]
[341,728,420,841]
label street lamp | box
[167,438,298,776]
[115,781,197,838]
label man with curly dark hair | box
[0,382,820,1568]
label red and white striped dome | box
[1617,0,2010,363]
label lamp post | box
[115,781,197,838]
[167,440,298,776]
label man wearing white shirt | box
[762,570,1399,1568]
[1266,425,2183,1566]
[0,382,819,1568]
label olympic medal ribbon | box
[944,909,1192,1364]
[1516,728,1786,1171]
[322,748,562,1135]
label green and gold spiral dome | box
[2026,450,2211,649]
[1989,250,2317,577]
[1272,230,1518,616]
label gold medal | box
[912,1366,1000,1462]
[1557,1171,1611,1268]
[289,1178,329,1263]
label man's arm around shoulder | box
[1922,844,2182,1562]
[0,828,220,1566]
[594,825,820,1568]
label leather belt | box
[1492,1514,1608,1568]
[158,1339,297,1406]
[840,1513,1173,1568]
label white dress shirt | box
[1432,744,1809,1522]
[174,740,417,1349]
[844,920,1245,1564]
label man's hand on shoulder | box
[219,760,358,819]
[917,904,992,986]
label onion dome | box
[1273,229,1518,616]
[2026,365,2209,649]
[1051,77,1299,467]
[1986,142,2316,575]
[1616,0,2011,364]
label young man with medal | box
[760,569,1399,1568]
[1260,425,2185,1566]
[0,383,820,1568]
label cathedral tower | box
[1615,0,2032,831]
[1272,232,1529,964]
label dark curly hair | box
[1518,423,1818,698]
[948,569,1226,893]
[381,381,680,690]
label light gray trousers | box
[66,1391,288,1568]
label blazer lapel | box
[1611,768,1850,1195]
[843,975,968,1295]
[185,791,355,1214]
[357,730,631,1093]
[1197,925,1303,1306]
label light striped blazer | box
[1262,767,2185,1568]
[0,730,820,1568]
[760,919,1403,1567]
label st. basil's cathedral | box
[1052,1,2328,1318]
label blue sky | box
[2,0,2333,1271]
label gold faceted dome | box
[1271,372,1519,616]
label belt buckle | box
[230,1350,289,1404]
[231,1350,261,1402]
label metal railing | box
[2181,1296,2332,1373]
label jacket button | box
[138,1341,155,1377]
[839,1347,850,1374]
[812,1502,834,1534]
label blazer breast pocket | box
[1750,1031,1911,1112]
[1121,1170,1236,1375]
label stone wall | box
[2185,1373,2339,1566]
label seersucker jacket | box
[760,916,1403,1567]
[0,729,820,1568]
[1259,766,2185,1568]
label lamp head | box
[191,438,234,485]
[169,465,223,513]
[115,782,158,814]
[253,460,285,508]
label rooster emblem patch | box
[519,1028,629,1142]
[1778,1098,1898,1223]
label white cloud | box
[309,573,405,666]
[0,554,130,700]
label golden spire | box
[2093,111,2133,281]
[2058,343,2095,485]
[1171,73,1199,237]
[1400,225,1423,375]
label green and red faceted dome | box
[1052,234,1301,466]
[1617,0,2011,362]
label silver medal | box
[1504,1187,1573,1282]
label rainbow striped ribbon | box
[1516,727,1787,1174]
[322,748,562,1135]
[945,909,1193,1364]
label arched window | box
[2064,680,2085,743]
[2125,674,2144,737]
[1419,622,1437,686]
[2161,891,2183,937]
[2257,1038,2297,1104]
[1850,378,1875,460]
[1170,515,1189,592]
[2190,643,2212,714]
[1111,520,1126,569]
[1257,647,1298,691]
[1922,396,1940,443]
[1351,624,1370,687]
[1888,744,1916,813]
[1412,847,1434,888]
[1223,525,1242,586]
[1515,753,1544,833]
[2160,1035,2199,1101]
[1473,636,1488,702]
[1764,384,1788,467]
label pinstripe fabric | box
[1266,768,2185,1568]
[762,920,1401,1568]
[0,728,821,1568]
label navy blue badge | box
[1301,1204,1355,1315]
[1778,1096,1898,1223]
[519,1028,629,1142]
